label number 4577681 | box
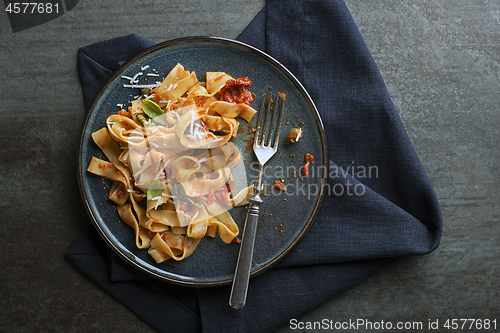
[443,319,497,330]
[5,2,59,14]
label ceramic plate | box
[78,37,328,286]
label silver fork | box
[229,92,285,309]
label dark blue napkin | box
[67,1,442,332]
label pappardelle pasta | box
[87,63,258,263]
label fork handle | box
[229,194,263,309]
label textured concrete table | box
[1,1,498,332]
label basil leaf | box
[141,99,166,125]
[184,195,203,209]
[136,114,151,127]
[171,183,203,209]
[147,179,166,201]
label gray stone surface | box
[0,0,498,332]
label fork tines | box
[254,92,285,148]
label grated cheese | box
[121,72,143,84]
[121,75,135,82]
[123,83,160,89]
[131,72,143,81]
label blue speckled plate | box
[78,37,328,286]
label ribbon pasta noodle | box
[87,63,257,263]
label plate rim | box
[78,36,329,287]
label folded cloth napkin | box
[67,1,443,332]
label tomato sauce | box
[273,180,286,191]
[301,153,314,176]
[219,77,256,106]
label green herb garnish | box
[147,179,166,201]
[141,100,166,125]
[183,195,203,209]
[136,114,151,127]
[171,183,203,209]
